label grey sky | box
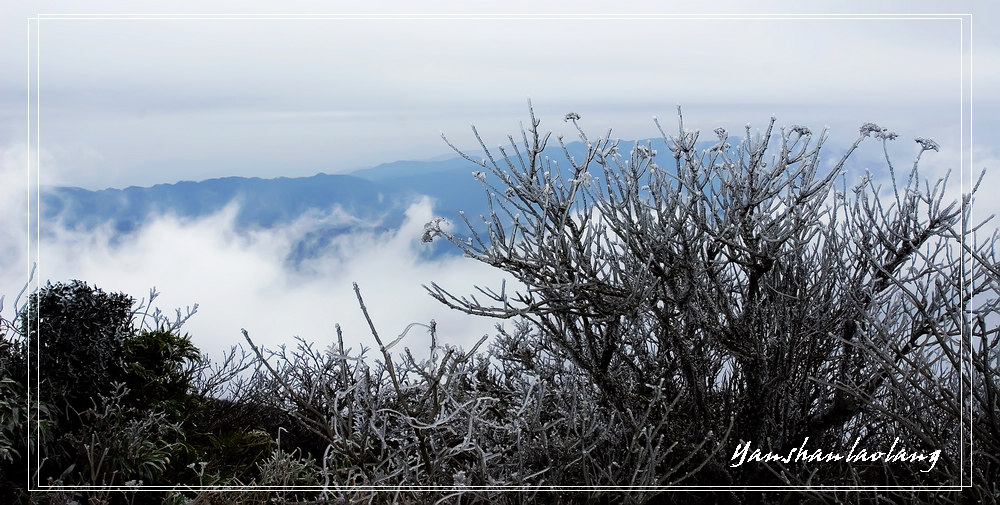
[0,2,994,189]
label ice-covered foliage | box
[420,102,998,503]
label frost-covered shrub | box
[242,283,724,504]
[423,103,998,503]
[4,280,280,496]
[23,280,135,415]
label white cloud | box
[0,143,32,326]
[25,195,511,363]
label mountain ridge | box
[39,135,877,267]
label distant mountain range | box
[38,135,876,268]
[36,138,648,262]
[44,149,514,255]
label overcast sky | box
[2,1,998,359]
[0,1,994,189]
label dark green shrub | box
[121,328,201,414]
[2,279,308,502]
[1,280,56,502]
[23,280,135,415]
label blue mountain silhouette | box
[42,134,872,268]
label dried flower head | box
[860,122,897,140]
[915,137,940,152]
[860,123,883,138]
[421,217,448,243]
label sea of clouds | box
[1,143,513,364]
[2,133,997,369]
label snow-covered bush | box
[423,103,998,503]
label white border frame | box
[25,12,973,495]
